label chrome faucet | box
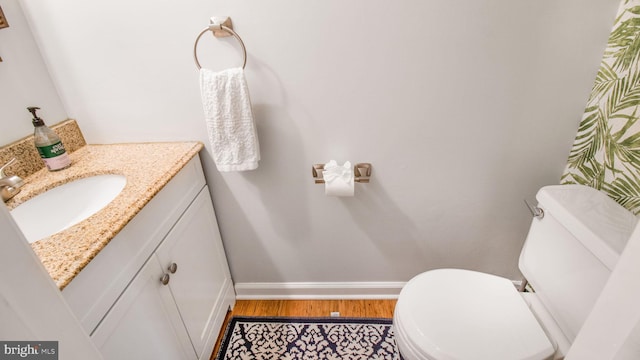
[0,158,24,202]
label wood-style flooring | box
[209,299,397,359]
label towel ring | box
[193,25,247,70]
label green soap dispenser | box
[27,107,71,171]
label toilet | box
[393,184,638,360]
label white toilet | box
[394,184,638,360]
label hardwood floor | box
[209,299,397,359]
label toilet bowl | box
[394,269,556,360]
[393,185,638,360]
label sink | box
[11,175,127,243]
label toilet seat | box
[394,269,555,360]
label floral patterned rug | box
[215,316,403,360]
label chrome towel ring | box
[193,22,247,70]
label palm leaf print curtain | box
[562,0,640,214]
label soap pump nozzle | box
[27,106,45,126]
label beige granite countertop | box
[5,142,204,290]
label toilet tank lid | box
[536,185,637,270]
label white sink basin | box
[11,174,127,243]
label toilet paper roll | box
[322,160,354,197]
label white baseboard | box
[234,282,406,300]
[235,279,525,300]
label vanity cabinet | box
[91,255,195,359]
[62,154,235,360]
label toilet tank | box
[519,184,637,343]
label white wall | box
[0,0,66,144]
[566,221,640,359]
[12,0,619,287]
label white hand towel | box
[199,67,260,171]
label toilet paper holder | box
[312,163,372,184]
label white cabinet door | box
[156,187,233,359]
[91,256,196,360]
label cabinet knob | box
[160,273,170,285]
[168,263,178,274]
